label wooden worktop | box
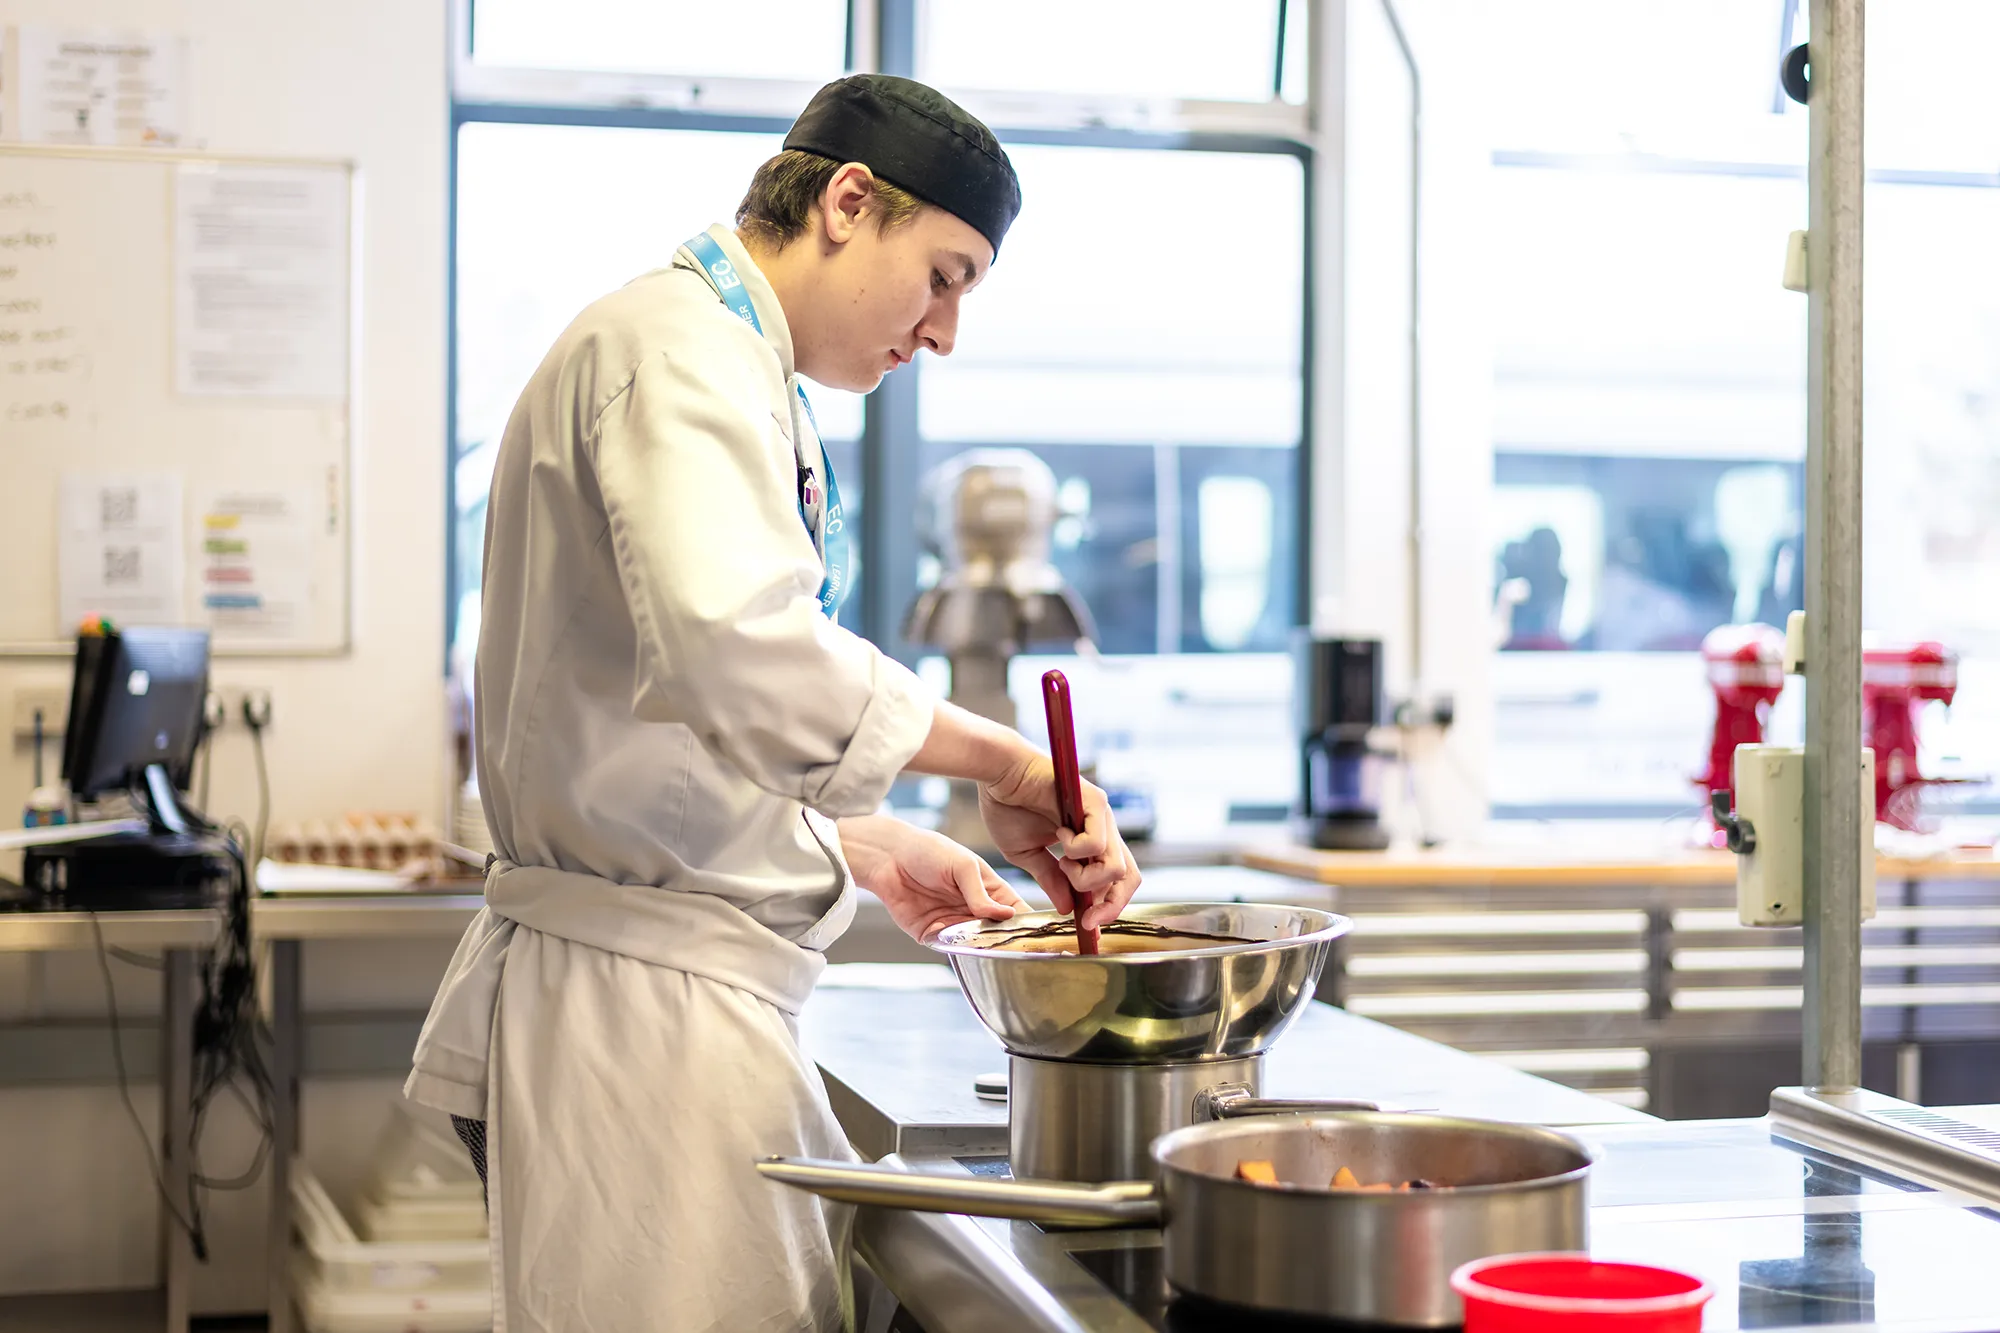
[1242,833,2000,888]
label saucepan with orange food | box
[760,1110,1590,1327]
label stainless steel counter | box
[0,903,219,951]
[802,977,2000,1331]
[849,1117,2000,1332]
[800,970,1651,1165]
[251,890,483,939]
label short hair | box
[736,149,926,250]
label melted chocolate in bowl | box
[973,920,1257,956]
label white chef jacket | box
[406,224,933,1333]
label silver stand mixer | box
[901,449,1097,851]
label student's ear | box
[820,162,876,245]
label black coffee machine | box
[1296,636,1390,851]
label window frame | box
[445,0,1321,664]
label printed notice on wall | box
[174,164,348,398]
[57,473,186,632]
[14,28,188,148]
[195,487,314,640]
[1,184,90,429]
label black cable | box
[193,1078,276,1189]
[195,831,275,1190]
[113,772,278,1259]
[247,719,271,878]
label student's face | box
[806,168,992,393]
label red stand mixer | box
[1697,625,1788,847]
[1699,626,1966,836]
[1864,641,1959,831]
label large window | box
[448,1,1314,834]
[451,123,863,660]
[1483,0,2000,816]
[916,0,1305,105]
[914,143,1304,657]
[469,0,849,80]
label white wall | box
[1314,0,1494,841]
[0,0,449,1308]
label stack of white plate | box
[453,779,492,858]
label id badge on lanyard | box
[683,231,851,620]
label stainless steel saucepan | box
[760,1112,1591,1328]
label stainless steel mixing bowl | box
[925,903,1351,1062]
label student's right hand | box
[978,754,1142,930]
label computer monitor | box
[62,627,210,833]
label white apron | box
[407,225,932,1332]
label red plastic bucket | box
[1452,1253,1712,1332]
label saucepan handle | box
[1194,1083,1383,1122]
[756,1156,1162,1228]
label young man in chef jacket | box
[406,75,1142,1331]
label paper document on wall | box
[0,184,91,428]
[57,473,186,632]
[14,28,188,147]
[174,163,348,398]
[195,487,314,641]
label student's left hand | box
[837,815,1027,942]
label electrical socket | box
[10,686,70,742]
[241,687,274,730]
[214,683,276,731]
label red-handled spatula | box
[1041,669,1098,955]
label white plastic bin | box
[294,1271,491,1333]
[364,1101,485,1210]
[292,1160,491,1333]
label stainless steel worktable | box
[0,903,219,953]
[843,1118,2000,1332]
[800,975,2000,1332]
[249,891,484,939]
[0,899,220,1333]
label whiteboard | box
[0,144,354,655]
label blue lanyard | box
[683,231,850,619]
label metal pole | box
[1304,0,1347,637]
[1802,0,1866,1092]
[161,948,196,1333]
[857,0,921,659]
[267,939,303,1333]
[1376,0,1423,692]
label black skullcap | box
[785,74,1022,258]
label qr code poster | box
[100,488,141,529]
[102,546,142,584]
[58,472,186,632]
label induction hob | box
[863,1121,2000,1332]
